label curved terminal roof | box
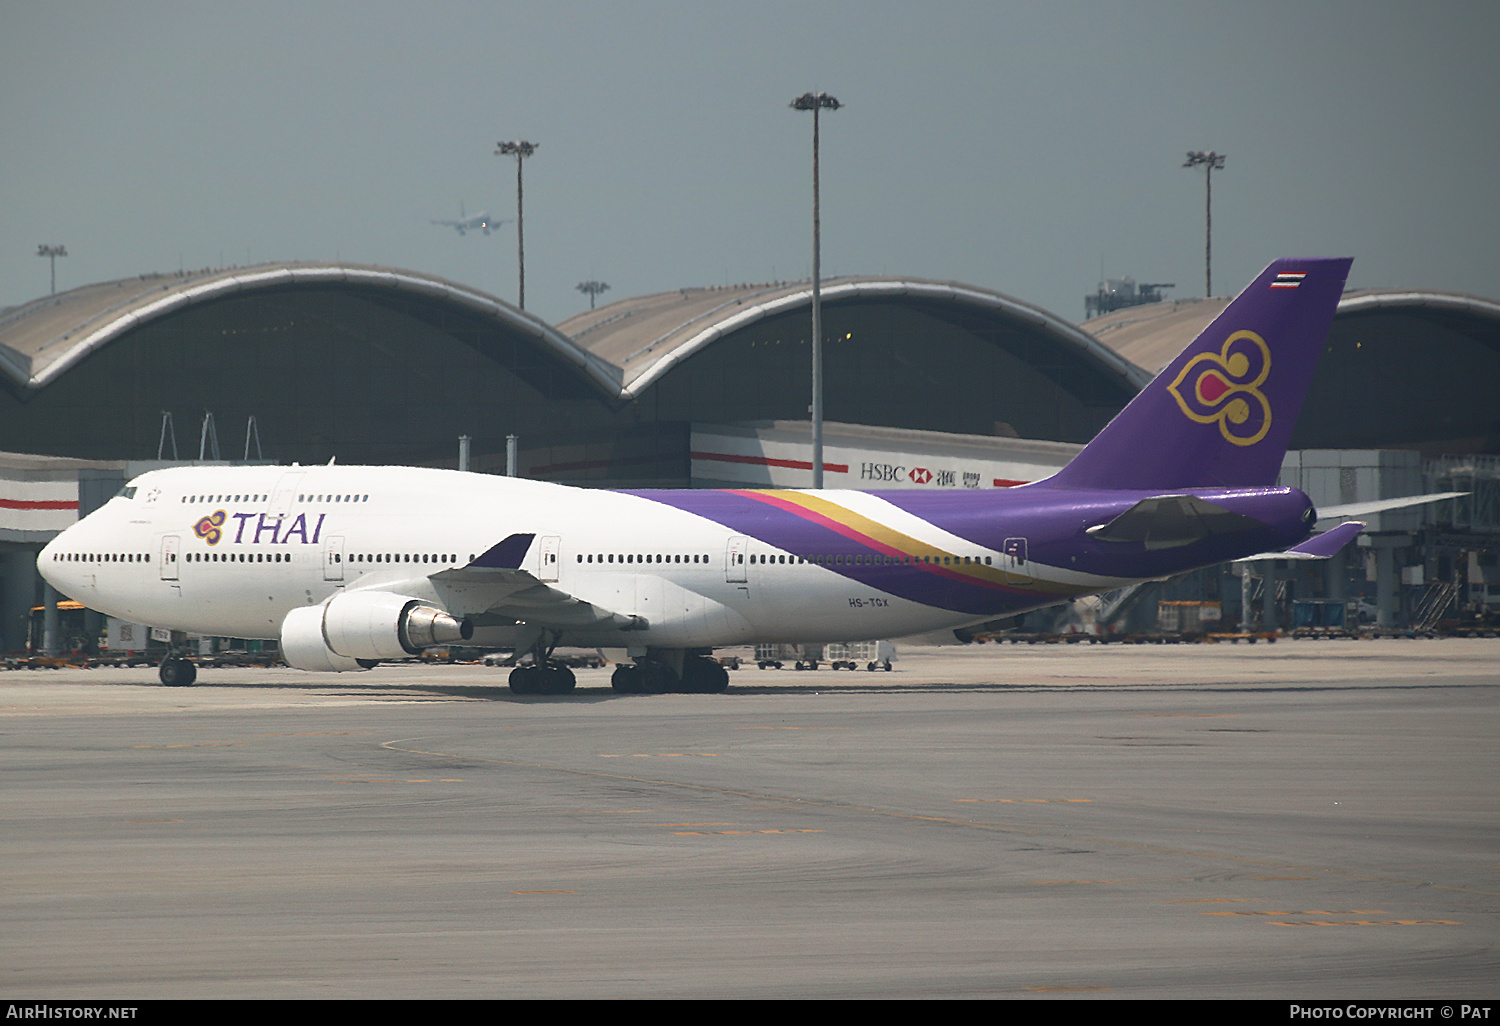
[3,261,1496,463]
[560,276,1153,395]
[1078,296,1232,374]
[3,267,1149,403]
[0,262,622,396]
[1082,289,1500,373]
[0,264,1157,466]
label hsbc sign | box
[860,462,907,483]
[860,463,978,487]
[859,463,935,483]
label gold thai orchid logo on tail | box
[1166,330,1272,446]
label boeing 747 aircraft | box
[40,258,1357,693]
[431,204,509,236]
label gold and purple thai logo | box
[1166,330,1272,447]
[193,509,227,545]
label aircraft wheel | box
[159,658,196,687]
[508,665,540,695]
[639,661,678,694]
[543,665,576,695]
[680,656,729,693]
[611,664,645,694]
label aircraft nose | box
[38,536,66,587]
[38,530,86,599]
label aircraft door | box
[538,535,561,583]
[323,535,345,582]
[1002,537,1030,584]
[726,535,749,583]
[269,472,304,519]
[159,535,180,581]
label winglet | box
[469,533,535,569]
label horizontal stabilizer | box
[1316,492,1466,524]
[1236,520,1365,562]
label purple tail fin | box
[1049,257,1352,490]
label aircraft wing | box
[429,534,646,632]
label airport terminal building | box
[3,261,1499,649]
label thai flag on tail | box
[1270,271,1306,289]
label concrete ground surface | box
[1,637,1496,999]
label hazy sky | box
[3,0,1497,327]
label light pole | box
[576,280,610,310]
[495,140,538,308]
[36,244,67,295]
[1182,151,1225,297]
[791,91,840,488]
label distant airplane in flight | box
[431,203,509,236]
[47,258,1439,695]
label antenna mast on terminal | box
[244,415,263,461]
[198,411,220,461]
[157,411,178,460]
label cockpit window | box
[116,486,137,500]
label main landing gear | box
[508,662,576,695]
[507,632,576,695]
[158,656,197,687]
[611,654,728,694]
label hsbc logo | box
[909,467,933,484]
[860,462,906,482]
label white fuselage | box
[39,465,1099,649]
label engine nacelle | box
[279,604,364,672]
[279,593,472,672]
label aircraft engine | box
[322,591,472,661]
[279,593,472,671]
[279,604,364,672]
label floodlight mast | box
[36,244,67,295]
[790,92,841,488]
[576,280,610,310]
[1182,151,1226,296]
[495,140,538,309]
